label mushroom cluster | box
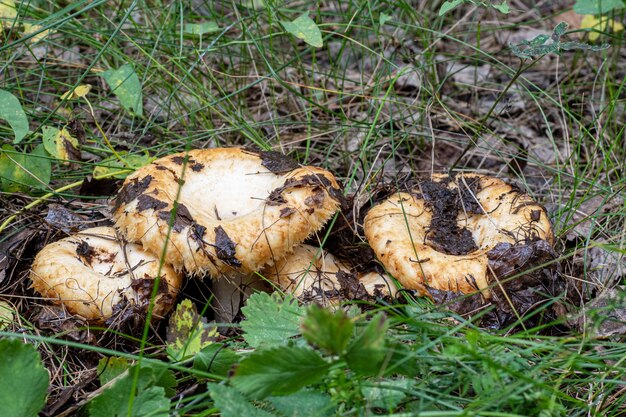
[30,148,343,323]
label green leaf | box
[97,357,130,385]
[166,299,218,361]
[92,151,155,179]
[268,390,335,417]
[345,313,389,376]
[240,292,304,348]
[184,22,220,36]
[492,1,510,13]
[194,343,239,377]
[574,0,624,14]
[0,90,29,144]
[0,144,51,192]
[361,379,414,411]
[233,346,330,399]
[89,365,170,417]
[301,305,353,355]
[438,0,464,15]
[102,64,143,116]
[379,13,392,26]
[281,13,323,48]
[0,339,49,417]
[208,384,277,417]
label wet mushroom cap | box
[112,148,342,277]
[30,226,182,323]
[261,244,397,304]
[364,173,554,295]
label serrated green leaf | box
[268,390,335,417]
[89,365,170,417]
[362,379,413,411]
[553,22,568,37]
[0,338,49,417]
[97,357,130,385]
[240,292,304,348]
[166,299,217,361]
[42,126,79,164]
[0,144,51,192]
[0,90,29,144]
[301,305,353,355]
[193,343,239,377]
[184,21,220,36]
[345,314,389,376]
[281,13,323,48]
[233,346,330,399]
[93,151,155,179]
[573,0,624,14]
[208,384,277,417]
[102,64,143,116]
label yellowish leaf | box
[0,0,16,26]
[0,300,14,330]
[22,23,53,43]
[581,14,624,41]
[61,84,91,100]
[42,126,80,165]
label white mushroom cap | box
[364,173,554,295]
[112,148,342,278]
[30,226,182,323]
[261,244,397,304]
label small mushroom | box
[30,226,182,323]
[364,173,554,296]
[261,244,397,305]
[112,148,343,278]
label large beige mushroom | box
[30,226,182,323]
[112,148,343,278]
[364,173,554,296]
[261,244,397,305]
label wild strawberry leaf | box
[208,383,277,417]
[0,338,49,417]
[240,292,304,348]
[232,346,330,399]
[301,304,353,356]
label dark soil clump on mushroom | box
[417,176,483,256]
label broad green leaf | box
[301,305,353,355]
[88,365,170,417]
[438,0,464,15]
[491,1,510,13]
[0,144,51,192]
[102,64,143,116]
[208,384,277,417]
[97,357,129,385]
[0,338,49,417]
[166,299,217,361]
[240,292,304,348]
[345,313,389,376]
[61,84,91,100]
[233,346,330,399]
[184,22,220,36]
[281,13,323,48]
[574,0,624,14]
[0,90,29,144]
[193,343,239,377]
[92,151,155,179]
[268,390,335,417]
[42,126,80,164]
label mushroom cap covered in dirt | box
[261,244,397,304]
[30,226,182,324]
[112,148,343,277]
[364,173,554,295]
